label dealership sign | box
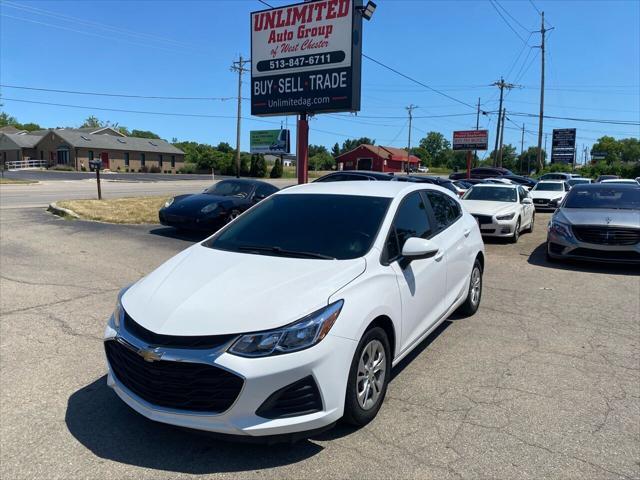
[251,0,362,116]
[250,129,291,154]
[551,128,576,164]
[452,130,489,150]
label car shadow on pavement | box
[65,377,323,474]
[148,227,211,243]
[528,242,640,276]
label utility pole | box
[406,104,418,174]
[231,54,250,178]
[491,78,519,166]
[474,97,481,167]
[535,12,553,172]
[497,107,506,167]
[520,123,525,174]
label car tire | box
[456,258,483,316]
[526,213,535,233]
[510,218,521,243]
[343,327,391,427]
[545,242,558,263]
[227,209,240,223]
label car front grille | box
[123,313,236,350]
[105,340,244,413]
[572,226,640,246]
[533,198,549,205]
[473,214,493,225]
[256,376,323,419]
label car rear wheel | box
[526,213,535,233]
[343,327,391,427]
[510,218,521,243]
[457,259,483,316]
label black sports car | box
[159,179,279,231]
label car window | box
[316,173,369,182]
[391,192,432,255]
[425,191,460,231]
[518,186,528,200]
[205,180,253,197]
[255,183,277,198]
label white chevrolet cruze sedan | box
[462,184,535,243]
[104,182,485,438]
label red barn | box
[335,144,421,173]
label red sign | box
[453,130,489,151]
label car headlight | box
[200,202,219,214]
[548,218,572,238]
[112,286,131,330]
[496,212,516,221]
[164,197,174,208]
[228,300,344,357]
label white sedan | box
[529,180,570,210]
[104,181,485,438]
[462,184,535,243]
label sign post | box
[453,130,489,179]
[89,160,102,200]
[250,0,363,183]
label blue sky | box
[1,0,638,158]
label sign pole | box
[466,150,472,180]
[96,166,102,200]
[297,113,309,184]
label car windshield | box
[205,180,253,198]
[564,187,640,210]
[207,194,391,260]
[568,179,590,186]
[463,186,517,202]
[533,183,563,191]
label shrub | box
[140,165,149,173]
[178,163,198,174]
[50,165,74,171]
[149,165,161,173]
[270,158,283,178]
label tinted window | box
[316,173,369,182]
[255,183,277,198]
[427,191,460,230]
[208,194,391,260]
[393,192,432,252]
[518,187,528,200]
[533,183,563,192]
[564,187,640,210]
[439,181,458,194]
[463,186,517,202]
[206,180,254,198]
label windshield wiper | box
[237,245,336,260]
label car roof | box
[470,183,518,189]
[278,180,453,198]
[572,183,639,191]
[316,170,394,180]
[536,180,565,184]
[602,179,637,183]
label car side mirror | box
[401,237,440,262]
[522,198,533,204]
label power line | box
[257,0,274,8]
[493,0,532,33]
[528,0,542,15]
[489,0,529,44]
[0,84,238,101]
[492,110,640,126]
[362,54,476,110]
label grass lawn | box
[56,196,169,224]
[0,177,37,184]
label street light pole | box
[406,104,417,174]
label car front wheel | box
[457,258,483,316]
[510,218,521,243]
[343,327,391,427]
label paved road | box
[3,170,224,182]
[1,205,638,479]
[0,178,296,209]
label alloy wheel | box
[356,340,386,410]
[470,266,482,306]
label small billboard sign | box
[452,130,489,151]
[551,128,576,164]
[250,129,291,154]
[250,0,363,116]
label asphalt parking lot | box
[1,206,638,479]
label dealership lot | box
[1,206,638,479]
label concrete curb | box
[47,202,80,219]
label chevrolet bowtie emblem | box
[138,348,163,362]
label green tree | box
[487,144,518,171]
[249,154,258,177]
[308,144,328,157]
[81,116,103,128]
[309,151,334,171]
[331,142,341,158]
[590,136,622,163]
[340,137,375,154]
[270,157,283,178]
[617,138,640,163]
[418,132,451,167]
[0,111,18,127]
[255,154,267,177]
[216,142,233,154]
[129,129,161,139]
[518,147,546,174]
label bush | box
[140,165,149,173]
[270,158,283,178]
[149,165,161,173]
[178,162,198,174]
[50,165,74,171]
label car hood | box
[530,190,565,200]
[121,245,366,336]
[557,208,640,228]
[169,194,237,211]
[462,200,517,216]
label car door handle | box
[434,251,444,261]
[463,229,471,237]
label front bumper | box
[533,199,560,211]
[474,216,518,237]
[546,230,640,264]
[158,209,227,231]
[104,323,356,436]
